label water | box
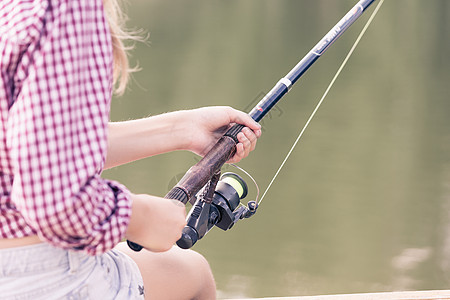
[103,0,450,298]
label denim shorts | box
[0,243,145,300]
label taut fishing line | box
[127,0,385,252]
[258,0,385,205]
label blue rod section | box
[249,0,376,122]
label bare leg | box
[115,242,216,300]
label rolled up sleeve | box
[6,0,131,255]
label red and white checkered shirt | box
[0,0,132,255]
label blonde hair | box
[103,0,137,95]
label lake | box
[103,0,450,298]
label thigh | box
[115,242,216,300]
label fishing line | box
[230,163,260,206]
[258,0,385,205]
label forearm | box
[105,111,190,169]
[105,106,261,169]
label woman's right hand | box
[126,194,186,252]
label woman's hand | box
[183,106,261,163]
[105,106,261,169]
[126,194,187,252]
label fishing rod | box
[128,0,379,251]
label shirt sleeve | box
[6,0,132,255]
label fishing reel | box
[176,172,258,249]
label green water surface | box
[103,0,450,298]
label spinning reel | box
[176,171,258,249]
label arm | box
[105,107,262,169]
[105,111,190,169]
[8,1,131,255]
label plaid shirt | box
[0,0,132,255]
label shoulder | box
[0,0,107,45]
[0,0,49,45]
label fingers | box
[191,106,262,163]
[225,107,261,133]
[228,126,260,163]
[239,127,257,152]
[227,106,261,163]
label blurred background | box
[103,0,450,298]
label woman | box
[0,0,261,299]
